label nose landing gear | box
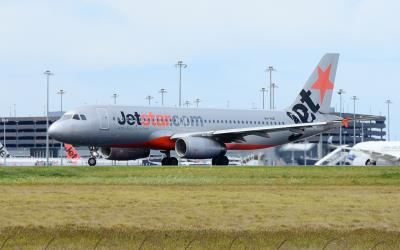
[88,146,99,166]
[160,150,178,166]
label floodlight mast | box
[146,95,154,106]
[159,88,167,106]
[260,88,267,109]
[337,88,345,166]
[44,70,54,166]
[385,99,393,141]
[351,96,358,145]
[175,61,187,107]
[57,89,66,112]
[266,66,276,109]
[112,93,119,105]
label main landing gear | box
[161,150,178,166]
[212,155,229,165]
[88,146,98,166]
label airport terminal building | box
[0,112,63,157]
[0,110,387,161]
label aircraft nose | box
[48,122,63,141]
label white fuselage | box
[349,141,400,165]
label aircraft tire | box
[88,157,97,166]
[220,155,229,165]
[212,155,229,166]
[169,157,178,166]
[161,158,168,166]
[161,157,178,166]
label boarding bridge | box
[315,147,348,166]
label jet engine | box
[175,137,226,159]
[100,147,150,160]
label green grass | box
[0,165,399,185]
[0,166,399,249]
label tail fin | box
[286,53,339,123]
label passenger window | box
[73,114,80,120]
[80,115,87,120]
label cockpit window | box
[61,113,73,120]
[73,114,80,120]
[80,115,87,120]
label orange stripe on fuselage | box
[111,136,275,151]
[111,136,176,150]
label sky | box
[0,0,399,138]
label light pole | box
[266,66,276,109]
[57,89,66,112]
[112,93,118,105]
[2,118,7,165]
[57,89,66,166]
[13,104,16,117]
[337,89,345,165]
[385,99,392,141]
[184,101,191,108]
[260,88,267,109]
[194,98,201,108]
[175,61,187,107]
[351,96,358,145]
[272,83,278,109]
[159,88,167,106]
[44,70,53,166]
[146,95,153,106]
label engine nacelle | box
[175,137,226,159]
[100,147,150,160]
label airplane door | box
[96,108,109,130]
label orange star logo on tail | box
[311,64,334,103]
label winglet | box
[341,118,349,128]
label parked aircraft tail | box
[286,53,339,123]
[64,144,81,159]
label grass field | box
[0,166,399,249]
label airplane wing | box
[351,148,400,162]
[171,120,343,143]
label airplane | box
[48,53,348,166]
[347,141,400,165]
